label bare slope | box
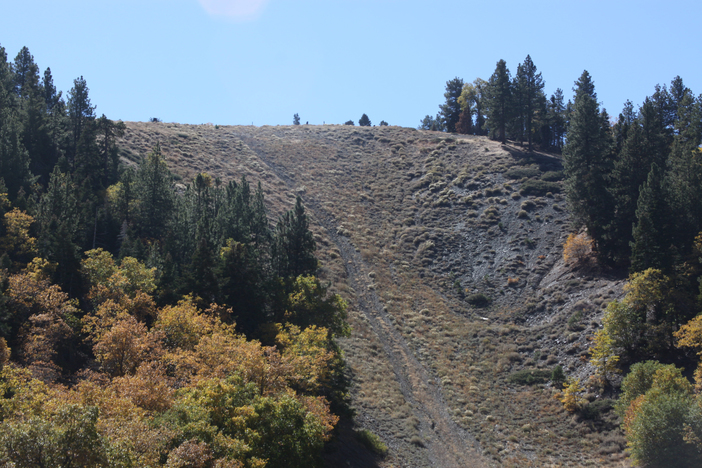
[118,123,629,467]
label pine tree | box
[133,144,175,240]
[273,196,317,278]
[547,88,567,150]
[439,77,464,133]
[630,163,670,272]
[486,60,512,143]
[358,114,371,127]
[515,55,545,150]
[66,76,96,171]
[563,71,615,258]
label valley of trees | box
[0,44,349,467]
[4,38,702,466]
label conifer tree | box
[133,144,175,240]
[273,196,317,278]
[515,55,545,150]
[485,60,512,143]
[563,71,614,259]
[439,77,464,133]
[547,88,567,150]
[630,163,670,272]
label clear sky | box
[3,0,701,128]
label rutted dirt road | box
[236,131,489,468]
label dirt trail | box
[238,134,489,468]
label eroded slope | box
[118,123,628,467]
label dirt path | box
[239,134,489,468]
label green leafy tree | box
[623,365,699,467]
[459,78,488,136]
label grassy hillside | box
[118,122,629,467]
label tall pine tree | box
[486,60,512,144]
[563,71,614,259]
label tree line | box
[561,71,702,465]
[420,55,567,152]
[0,44,349,467]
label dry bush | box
[562,233,593,264]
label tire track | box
[237,132,489,468]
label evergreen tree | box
[36,167,82,292]
[358,113,371,127]
[218,239,267,335]
[666,91,702,253]
[418,114,445,132]
[547,88,567,150]
[485,60,512,143]
[133,144,175,240]
[293,113,300,125]
[12,47,40,98]
[563,71,615,259]
[439,77,464,133]
[66,76,95,171]
[631,163,670,272]
[607,98,669,265]
[273,196,317,278]
[515,55,545,150]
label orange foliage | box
[562,232,593,264]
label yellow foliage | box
[558,378,586,413]
[1,208,37,257]
[82,249,156,308]
[153,296,223,350]
[562,232,593,264]
[276,323,334,392]
[590,327,620,380]
[25,257,57,282]
[623,268,669,318]
[93,315,163,377]
[675,315,702,391]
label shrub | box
[580,399,613,420]
[504,167,540,179]
[355,429,388,457]
[519,179,560,196]
[562,233,593,264]
[551,365,566,385]
[540,170,564,181]
[558,378,586,413]
[508,369,551,385]
[467,293,491,308]
[520,200,537,211]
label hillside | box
[118,122,629,467]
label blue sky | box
[3,0,701,128]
